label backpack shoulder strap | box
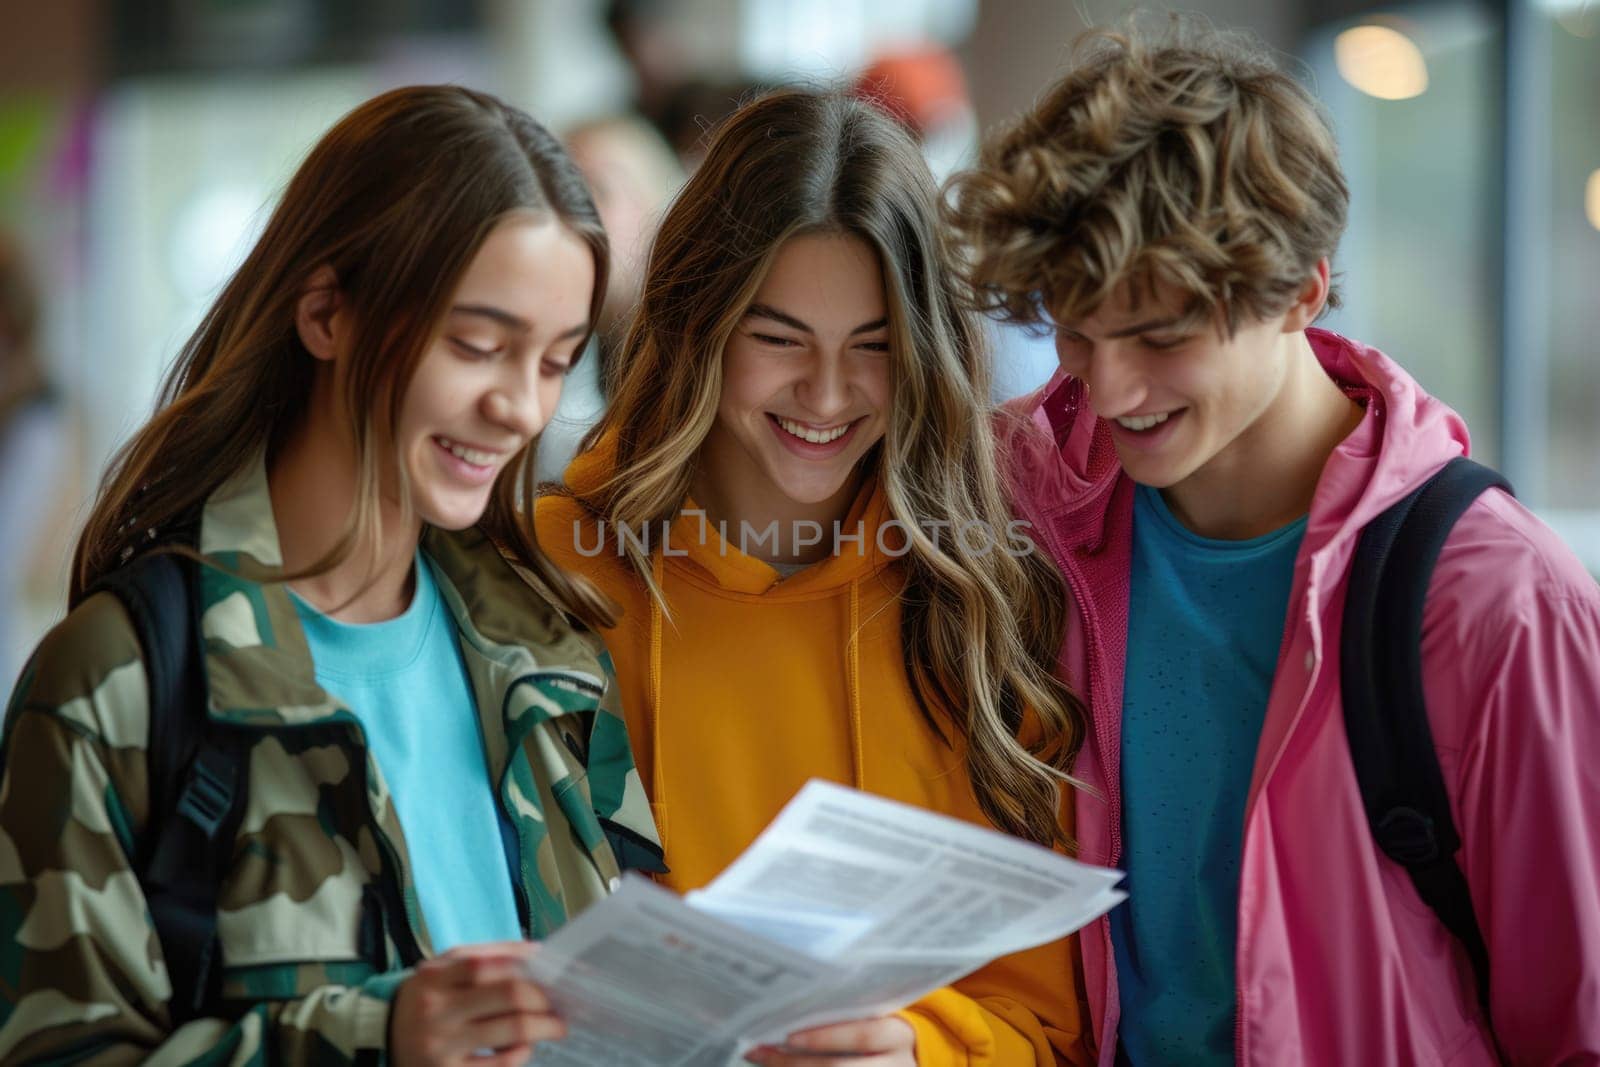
[1341,456,1511,1021]
[93,549,248,1023]
[93,552,201,853]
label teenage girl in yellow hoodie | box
[535,89,1091,1066]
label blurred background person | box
[0,234,66,689]
[538,114,685,484]
[853,44,977,182]
[603,0,769,167]
[604,0,698,142]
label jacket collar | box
[195,454,340,727]
[1291,329,1470,569]
[194,453,608,729]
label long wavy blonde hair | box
[561,88,1086,847]
[72,85,612,624]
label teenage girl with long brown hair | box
[0,85,657,1066]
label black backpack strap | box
[94,553,201,860]
[93,550,248,1023]
[1341,456,1511,1024]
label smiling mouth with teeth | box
[773,415,855,445]
[1114,411,1174,432]
[436,435,502,467]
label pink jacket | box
[1005,329,1600,1065]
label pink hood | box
[1006,328,1600,1065]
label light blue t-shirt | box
[1111,485,1307,1065]
[292,551,523,952]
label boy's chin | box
[1113,456,1185,491]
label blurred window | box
[1544,2,1600,511]
[738,0,976,78]
[1308,0,1600,571]
[1310,8,1501,463]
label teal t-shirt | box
[1111,485,1307,1065]
[292,551,523,952]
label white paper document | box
[528,779,1125,1066]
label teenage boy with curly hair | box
[947,20,1600,1066]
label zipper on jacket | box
[1037,377,1122,864]
[1233,595,1321,1067]
[505,772,536,938]
[1068,547,1124,1066]
[511,840,534,938]
[495,721,539,940]
[1236,983,1245,1064]
[1056,542,1121,866]
[1035,512,1124,1066]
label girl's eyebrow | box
[452,303,588,341]
[745,302,888,336]
[745,303,809,333]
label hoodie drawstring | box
[847,576,864,790]
[648,552,666,837]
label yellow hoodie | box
[535,432,1089,1066]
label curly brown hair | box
[945,17,1348,335]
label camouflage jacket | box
[0,457,660,1064]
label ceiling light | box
[1335,24,1429,100]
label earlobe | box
[295,265,344,362]
[1283,258,1331,333]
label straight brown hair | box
[72,85,612,623]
